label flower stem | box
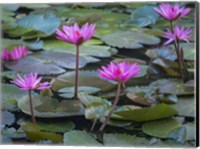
[99,81,121,132]
[28,90,36,124]
[169,21,186,79]
[74,45,80,98]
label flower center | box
[116,69,122,75]
[76,31,80,36]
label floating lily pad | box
[170,96,195,117]
[115,104,177,122]
[21,122,63,142]
[16,13,60,35]
[1,111,15,126]
[2,38,43,50]
[1,127,26,139]
[51,71,117,92]
[35,51,88,69]
[101,30,160,49]
[37,120,75,133]
[103,133,149,146]
[142,118,181,138]
[1,83,31,111]
[157,94,178,104]
[64,130,102,146]
[126,86,158,106]
[130,6,159,27]
[150,79,194,95]
[43,39,115,59]
[183,122,195,141]
[78,93,111,120]
[4,56,66,75]
[18,95,84,118]
[58,86,100,98]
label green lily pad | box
[103,133,149,146]
[157,94,178,104]
[183,122,195,141]
[2,9,15,23]
[58,86,100,98]
[35,51,88,69]
[18,95,84,118]
[101,30,160,49]
[64,130,102,146]
[43,39,115,59]
[21,122,63,143]
[51,71,117,92]
[170,96,195,117]
[115,104,177,122]
[126,86,158,106]
[150,79,194,96]
[130,6,159,27]
[1,127,26,139]
[2,38,44,50]
[4,56,66,75]
[37,120,75,133]
[1,83,31,111]
[1,111,15,126]
[78,93,111,120]
[142,118,181,138]
[16,13,60,35]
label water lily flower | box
[98,62,140,132]
[1,45,28,61]
[1,49,10,61]
[154,3,190,21]
[56,22,96,46]
[163,25,192,45]
[11,72,51,124]
[98,61,140,83]
[56,22,96,98]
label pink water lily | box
[163,25,192,45]
[98,61,140,132]
[56,22,96,45]
[1,49,10,60]
[11,72,51,124]
[154,3,190,21]
[56,22,96,98]
[1,45,28,61]
[98,62,140,83]
[11,72,51,91]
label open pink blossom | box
[163,25,192,45]
[98,62,140,83]
[154,3,190,21]
[1,49,10,60]
[56,22,96,45]
[11,72,51,91]
[1,45,28,61]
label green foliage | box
[115,104,177,122]
[21,122,63,143]
[64,130,102,146]
[142,118,181,138]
